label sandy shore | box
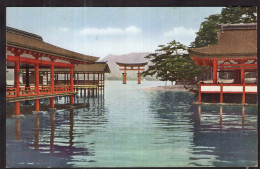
[141,85,197,91]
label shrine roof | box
[74,62,110,73]
[188,23,257,59]
[6,26,99,63]
[116,62,148,66]
[38,62,110,73]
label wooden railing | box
[20,87,36,96]
[6,85,71,98]
[54,85,70,93]
[39,86,52,94]
[6,88,16,97]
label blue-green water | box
[6,81,258,167]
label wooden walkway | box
[73,85,97,89]
[6,92,77,103]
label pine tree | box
[142,40,204,84]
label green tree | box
[142,40,204,84]
[190,6,257,48]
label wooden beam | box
[120,69,144,71]
[7,55,75,68]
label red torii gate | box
[116,62,148,84]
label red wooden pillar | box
[137,67,141,84]
[93,73,96,95]
[35,63,40,111]
[87,73,90,95]
[240,65,245,84]
[103,73,105,94]
[98,73,100,94]
[14,56,20,115]
[213,60,218,84]
[83,72,86,95]
[70,68,74,104]
[220,82,223,103]
[198,82,201,103]
[50,98,55,108]
[212,60,218,102]
[51,65,54,93]
[50,64,55,108]
[123,66,127,84]
[242,82,246,104]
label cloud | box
[125,26,141,34]
[164,26,196,37]
[78,26,141,36]
[58,27,69,32]
[163,26,197,45]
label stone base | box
[32,111,45,115]
[12,114,25,118]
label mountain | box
[100,52,156,80]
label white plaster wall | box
[245,86,257,92]
[201,86,220,92]
[223,86,243,92]
[6,69,22,86]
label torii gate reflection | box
[116,62,148,84]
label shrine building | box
[6,26,99,116]
[188,23,257,104]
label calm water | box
[6,80,258,167]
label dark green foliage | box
[190,6,257,48]
[142,40,205,83]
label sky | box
[7,7,223,60]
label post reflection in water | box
[34,114,40,150]
[69,109,74,147]
[219,106,222,129]
[198,105,201,125]
[197,105,246,128]
[15,119,20,141]
[242,106,245,129]
[50,111,55,152]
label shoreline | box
[141,85,197,91]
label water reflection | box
[148,91,195,130]
[147,91,257,167]
[69,109,74,147]
[195,105,253,130]
[34,114,39,150]
[6,81,257,167]
[15,119,20,141]
[191,105,257,167]
[8,94,108,167]
[50,111,55,152]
